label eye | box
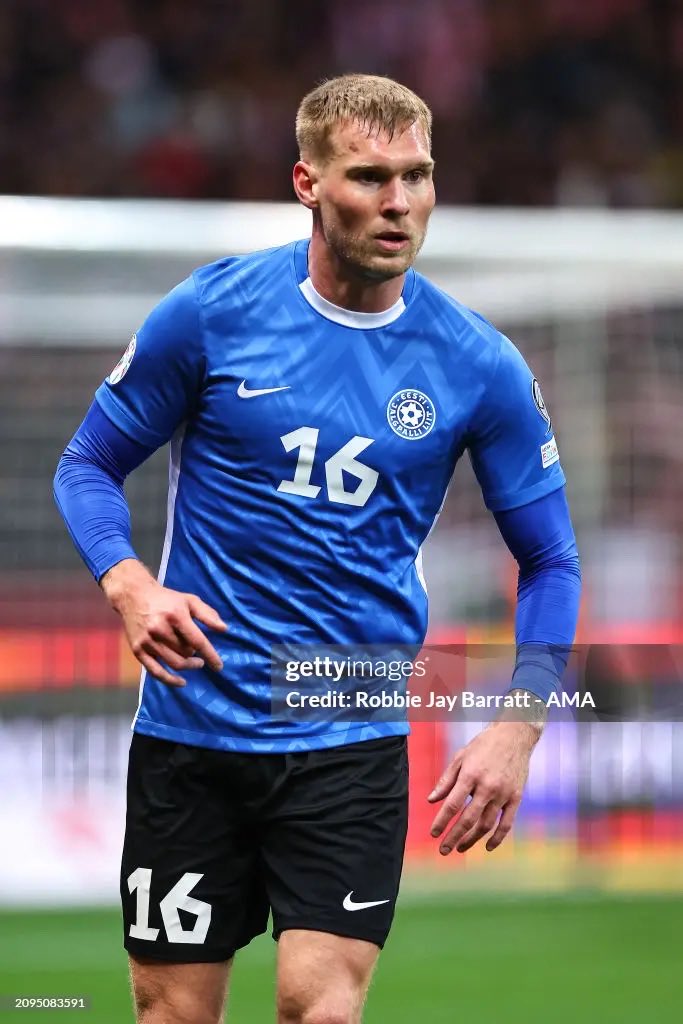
[355,170,381,184]
[404,169,425,184]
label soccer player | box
[54,75,580,1024]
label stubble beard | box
[321,216,426,283]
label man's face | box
[310,119,435,281]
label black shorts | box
[121,732,409,962]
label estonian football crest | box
[108,334,137,385]
[531,378,551,433]
[387,388,436,440]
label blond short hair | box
[296,74,432,161]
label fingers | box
[451,801,500,854]
[186,595,228,634]
[128,591,227,679]
[427,750,463,803]
[170,630,199,658]
[435,795,521,857]
[436,794,489,855]
[175,617,224,672]
[137,649,186,688]
[153,641,205,672]
[177,596,227,671]
[136,638,205,688]
[430,771,474,839]
[430,724,531,855]
[486,798,520,852]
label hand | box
[427,721,540,855]
[100,559,228,687]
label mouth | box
[374,231,411,252]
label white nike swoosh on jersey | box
[342,892,391,912]
[237,381,291,398]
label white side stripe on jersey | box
[414,479,453,597]
[132,422,187,729]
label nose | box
[380,178,410,218]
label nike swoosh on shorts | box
[342,892,391,912]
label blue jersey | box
[95,239,565,752]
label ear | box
[293,160,320,210]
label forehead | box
[326,119,431,168]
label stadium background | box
[1,1,682,1021]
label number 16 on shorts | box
[127,868,211,944]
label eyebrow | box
[347,159,435,174]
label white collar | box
[299,276,406,329]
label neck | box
[307,230,405,313]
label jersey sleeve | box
[467,334,566,512]
[95,275,204,447]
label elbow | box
[53,453,66,505]
[518,549,582,590]
[556,550,582,584]
[53,447,87,511]
[53,448,74,501]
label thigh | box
[264,735,409,949]
[276,930,379,1024]
[121,733,269,964]
[129,955,232,1024]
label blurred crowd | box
[1,0,682,205]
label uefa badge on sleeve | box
[531,377,552,434]
[108,333,137,385]
[387,388,436,440]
